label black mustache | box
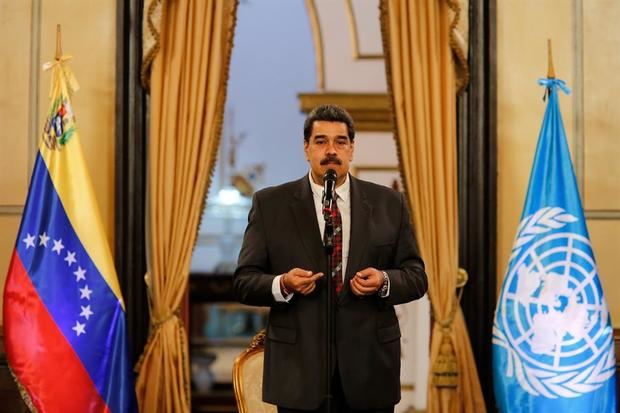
[320,157,342,165]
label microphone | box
[322,169,337,214]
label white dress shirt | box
[271,173,350,302]
[272,172,389,301]
[310,172,352,277]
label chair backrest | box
[232,330,277,413]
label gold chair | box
[232,330,277,413]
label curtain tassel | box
[431,331,459,388]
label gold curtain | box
[380,1,485,412]
[135,1,238,412]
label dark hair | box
[303,104,355,142]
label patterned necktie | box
[330,197,343,294]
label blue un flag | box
[492,78,617,412]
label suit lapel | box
[341,177,371,301]
[290,176,325,271]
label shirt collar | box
[308,171,350,203]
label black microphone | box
[322,169,337,214]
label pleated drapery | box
[135,1,238,411]
[380,1,486,411]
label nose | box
[325,140,337,154]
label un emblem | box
[494,207,616,398]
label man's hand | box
[350,267,383,297]
[281,268,324,296]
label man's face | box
[304,120,354,185]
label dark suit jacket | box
[233,175,427,410]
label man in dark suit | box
[233,104,427,412]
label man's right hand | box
[281,268,324,296]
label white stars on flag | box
[52,238,64,255]
[23,234,36,249]
[72,321,86,336]
[64,251,76,266]
[80,305,94,320]
[39,232,50,247]
[21,228,97,337]
[79,285,93,300]
[74,266,86,282]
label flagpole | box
[547,38,555,79]
[55,24,62,60]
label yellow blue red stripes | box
[40,136,125,308]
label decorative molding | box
[351,165,398,174]
[400,383,415,391]
[0,206,23,215]
[584,209,620,220]
[573,0,619,220]
[304,0,325,91]
[350,166,401,190]
[298,92,392,132]
[344,0,384,60]
[401,408,425,413]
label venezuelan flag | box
[3,56,137,412]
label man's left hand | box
[350,267,383,296]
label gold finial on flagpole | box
[55,24,62,60]
[547,38,556,79]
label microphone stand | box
[322,196,334,413]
